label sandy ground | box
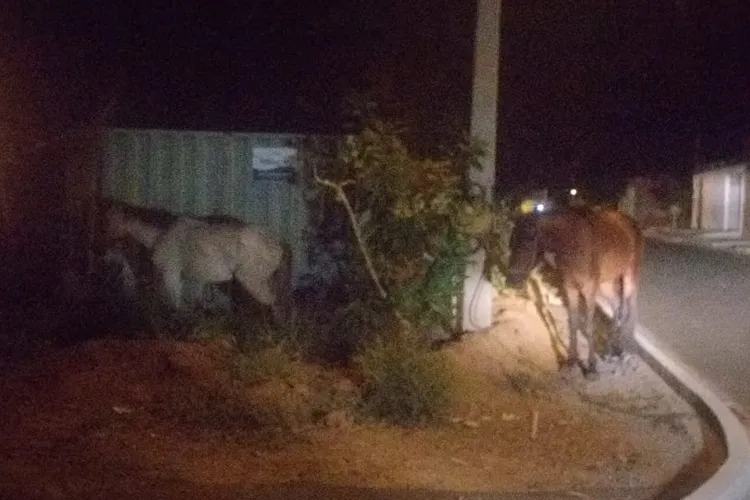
[0,285,709,500]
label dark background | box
[4,0,750,198]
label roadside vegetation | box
[1,98,515,431]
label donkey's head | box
[506,214,542,287]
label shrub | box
[356,331,453,426]
[230,342,361,430]
[297,97,513,426]
[301,97,495,343]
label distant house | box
[691,162,750,236]
[619,177,674,228]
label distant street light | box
[570,188,578,196]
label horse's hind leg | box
[269,243,293,325]
[561,283,582,377]
[160,268,183,310]
[581,290,599,379]
[608,304,627,359]
[614,293,638,357]
[566,279,599,379]
[610,272,638,358]
[233,269,279,322]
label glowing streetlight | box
[570,188,578,196]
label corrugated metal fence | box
[102,128,311,281]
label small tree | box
[300,99,509,426]
[302,98,491,339]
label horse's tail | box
[614,275,628,328]
[614,214,644,352]
[624,219,644,349]
[614,275,639,353]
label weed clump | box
[357,331,453,426]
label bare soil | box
[0,289,707,500]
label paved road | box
[639,239,750,412]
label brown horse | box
[506,206,644,379]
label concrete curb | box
[633,327,750,500]
[597,294,750,499]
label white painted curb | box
[639,233,750,497]
[633,327,750,500]
[597,295,750,499]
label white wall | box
[693,164,747,234]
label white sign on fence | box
[252,147,296,181]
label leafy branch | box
[313,168,388,300]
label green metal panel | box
[102,128,311,280]
[180,133,200,214]
[148,131,163,207]
[160,132,179,210]
[135,131,151,204]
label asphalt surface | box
[639,239,750,413]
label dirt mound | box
[0,295,705,499]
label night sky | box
[5,0,750,196]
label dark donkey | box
[506,207,644,379]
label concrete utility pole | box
[462,0,500,332]
[469,0,500,202]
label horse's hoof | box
[602,354,619,364]
[602,353,639,376]
[584,369,600,381]
[621,353,640,373]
